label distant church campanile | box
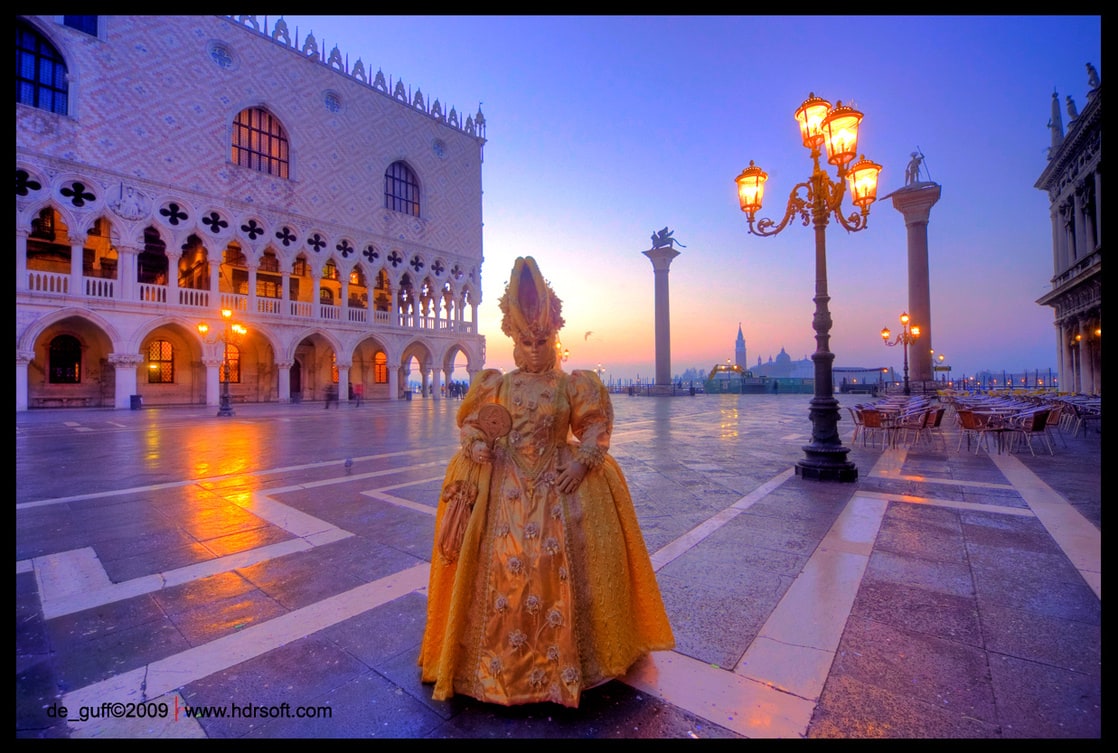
[735,324,747,369]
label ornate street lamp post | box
[735,93,882,482]
[881,312,920,396]
[198,308,247,417]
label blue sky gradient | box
[283,14,1101,383]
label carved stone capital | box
[108,352,145,368]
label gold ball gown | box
[419,367,675,707]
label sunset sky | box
[282,14,1101,383]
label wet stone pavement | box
[16,393,1101,738]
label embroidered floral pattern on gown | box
[419,368,675,707]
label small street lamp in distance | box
[198,308,247,417]
[881,312,920,396]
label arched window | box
[374,352,388,384]
[232,107,290,178]
[138,226,169,285]
[177,234,209,290]
[49,335,81,383]
[257,249,282,299]
[16,19,69,115]
[147,339,174,383]
[374,269,392,311]
[384,161,419,216]
[223,344,242,384]
[27,207,70,273]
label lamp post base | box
[795,444,858,482]
[797,386,858,482]
[218,388,234,417]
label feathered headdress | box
[498,256,564,339]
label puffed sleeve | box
[566,369,614,468]
[456,369,504,452]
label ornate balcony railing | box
[23,273,475,334]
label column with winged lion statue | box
[643,228,686,394]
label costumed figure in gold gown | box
[419,256,675,708]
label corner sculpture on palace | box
[418,255,675,708]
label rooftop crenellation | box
[225,15,487,144]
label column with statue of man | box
[891,149,941,386]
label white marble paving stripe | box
[359,478,442,513]
[18,480,199,510]
[35,537,325,619]
[871,473,1015,490]
[234,490,350,539]
[867,446,906,476]
[266,461,445,494]
[609,428,655,443]
[736,493,887,703]
[17,448,455,510]
[649,468,795,571]
[855,491,1035,517]
[62,563,431,738]
[626,453,896,738]
[369,476,446,493]
[22,460,447,616]
[635,449,906,737]
[28,478,362,618]
[629,495,882,736]
[987,451,1101,599]
[623,650,815,738]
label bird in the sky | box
[585,331,593,340]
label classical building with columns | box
[16,15,488,411]
[1035,64,1101,395]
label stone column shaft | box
[890,183,941,385]
[642,246,680,388]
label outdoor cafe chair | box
[894,408,931,447]
[1005,408,1054,456]
[1041,401,1069,449]
[1067,401,1102,438]
[921,406,947,451]
[956,409,1000,454]
[846,406,864,446]
[859,408,893,449]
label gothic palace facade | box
[1035,64,1102,395]
[17,15,488,411]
